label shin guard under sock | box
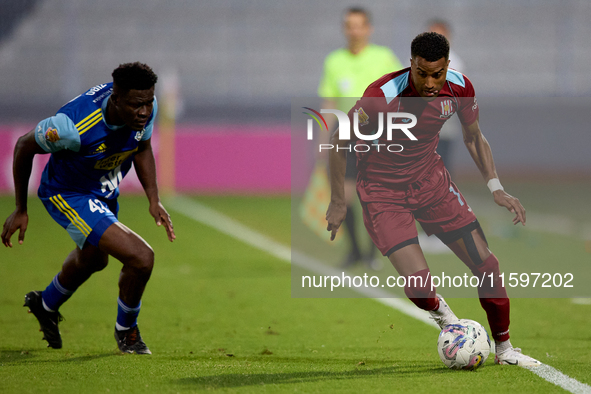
[470,253,510,342]
[41,273,76,312]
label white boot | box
[429,294,460,329]
[495,347,541,367]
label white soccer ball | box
[437,318,491,370]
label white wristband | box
[487,178,504,193]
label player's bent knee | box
[77,247,109,272]
[100,223,154,273]
[470,253,499,276]
[470,253,506,296]
[89,254,109,272]
[130,245,154,276]
[475,259,508,301]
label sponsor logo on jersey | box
[44,128,60,142]
[94,148,138,170]
[439,99,455,119]
[472,97,478,111]
[134,129,145,141]
[92,87,113,103]
[356,107,369,126]
[93,143,107,154]
[86,84,108,96]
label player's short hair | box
[411,32,450,62]
[112,62,158,92]
[345,7,371,25]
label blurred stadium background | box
[1,1,590,391]
[0,0,590,194]
[0,0,591,192]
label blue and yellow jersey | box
[35,82,157,201]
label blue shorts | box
[39,191,119,249]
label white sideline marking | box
[524,365,591,394]
[169,196,436,327]
[168,195,591,394]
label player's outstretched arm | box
[326,127,349,241]
[462,117,526,226]
[317,99,338,162]
[133,138,176,242]
[1,130,47,247]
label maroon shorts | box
[358,162,477,256]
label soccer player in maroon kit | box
[326,32,540,366]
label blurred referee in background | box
[317,7,403,269]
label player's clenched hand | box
[1,210,28,247]
[149,202,176,242]
[493,190,526,226]
[326,201,347,241]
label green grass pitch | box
[0,193,590,393]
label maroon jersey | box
[347,67,479,185]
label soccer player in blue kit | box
[1,62,175,354]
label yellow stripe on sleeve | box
[78,112,104,135]
[75,108,101,129]
[77,111,102,132]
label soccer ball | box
[437,319,491,370]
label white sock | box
[495,339,513,354]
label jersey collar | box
[407,72,420,97]
[101,94,127,131]
[407,71,452,98]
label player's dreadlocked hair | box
[112,62,158,92]
[411,32,449,62]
